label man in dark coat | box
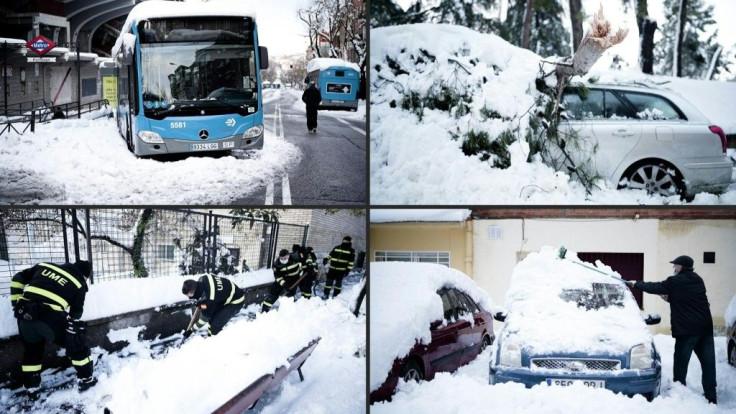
[261,249,302,312]
[11,261,96,392]
[181,274,245,337]
[626,255,717,404]
[322,236,356,299]
[301,78,322,134]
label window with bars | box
[156,244,175,261]
[374,250,450,267]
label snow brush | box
[558,246,625,283]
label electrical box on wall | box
[488,225,503,240]
[703,252,715,264]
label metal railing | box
[0,99,110,135]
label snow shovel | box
[177,305,201,347]
[558,246,625,283]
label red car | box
[370,286,494,403]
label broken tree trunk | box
[554,4,628,78]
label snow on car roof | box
[112,0,257,57]
[306,57,360,73]
[370,261,493,391]
[501,246,652,355]
[726,294,736,328]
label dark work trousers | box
[17,308,92,388]
[673,334,717,401]
[298,272,315,299]
[261,280,298,312]
[208,301,245,335]
[323,269,347,298]
[306,107,318,131]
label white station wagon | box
[557,84,731,198]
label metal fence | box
[0,209,313,295]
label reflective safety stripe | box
[302,293,312,298]
[25,286,68,309]
[331,258,348,263]
[11,281,25,289]
[334,249,351,254]
[72,357,91,367]
[334,286,342,290]
[225,282,236,304]
[39,263,82,289]
[195,319,207,328]
[262,301,273,307]
[10,294,22,302]
[230,295,244,305]
[206,274,216,300]
[22,364,42,372]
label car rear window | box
[560,283,625,310]
[620,91,684,120]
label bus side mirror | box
[259,46,269,70]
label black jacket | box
[272,256,302,286]
[11,262,88,319]
[325,243,355,273]
[301,84,322,108]
[634,270,713,337]
[193,274,245,320]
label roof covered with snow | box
[498,246,652,355]
[307,57,360,73]
[369,262,493,391]
[370,209,470,223]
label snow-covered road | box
[371,334,736,413]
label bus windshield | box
[140,42,258,119]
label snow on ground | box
[370,208,470,223]
[0,277,366,414]
[499,247,651,355]
[370,23,736,205]
[371,334,736,413]
[0,116,300,204]
[0,270,275,338]
[370,262,493,392]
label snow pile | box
[499,247,651,355]
[372,334,736,412]
[307,57,361,73]
[370,23,736,205]
[0,117,300,204]
[370,209,470,223]
[726,294,736,328]
[370,262,493,391]
[0,270,275,338]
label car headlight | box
[630,343,653,369]
[242,125,263,139]
[138,130,163,144]
[499,342,522,368]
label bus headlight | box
[242,125,263,139]
[138,130,164,144]
[630,343,653,369]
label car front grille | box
[531,358,621,372]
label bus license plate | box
[547,379,605,388]
[333,100,345,103]
[190,143,218,151]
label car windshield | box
[140,42,258,118]
[560,283,625,310]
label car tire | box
[480,335,492,353]
[729,342,736,366]
[400,359,424,383]
[618,161,685,197]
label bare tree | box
[569,0,583,52]
[299,0,365,69]
[636,0,657,74]
[673,0,687,77]
[522,0,534,50]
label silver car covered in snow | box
[557,83,731,198]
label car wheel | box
[729,342,736,366]
[619,161,684,197]
[400,359,424,383]
[480,335,492,353]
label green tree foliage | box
[504,0,570,57]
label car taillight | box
[709,125,727,154]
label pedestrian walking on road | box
[626,255,717,405]
[11,261,97,393]
[302,78,322,134]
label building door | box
[578,252,644,309]
[48,66,72,105]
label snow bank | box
[0,117,300,204]
[307,57,360,73]
[726,294,736,328]
[499,247,652,355]
[370,23,736,205]
[372,333,736,412]
[0,270,274,338]
[370,262,493,391]
[370,209,470,223]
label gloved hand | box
[322,258,329,265]
[182,329,193,339]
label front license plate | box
[190,143,218,151]
[223,141,235,149]
[547,379,605,388]
[333,100,345,103]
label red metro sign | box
[27,35,56,56]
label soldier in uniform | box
[11,261,96,392]
[181,274,245,338]
[322,236,356,299]
[261,249,302,312]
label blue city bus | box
[307,58,359,111]
[113,3,268,156]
